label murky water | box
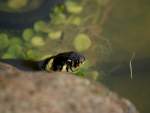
[0,0,150,113]
[101,0,150,113]
[102,73,150,113]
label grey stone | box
[0,63,139,113]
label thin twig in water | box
[129,52,135,79]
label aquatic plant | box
[0,0,112,79]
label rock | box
[0,63,139,113]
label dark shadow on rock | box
[0,59,44,71]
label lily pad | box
[23,28,34,41]
[71,17,81,26]
[48,31,62,40]
[50,5,66,25]
[73,33,91,51]
[31,36,45,47]
[68,16,81,26]
[34,20,49,32]
[65,1,83,14]
[52,13,67,25]
[3,45,24,58]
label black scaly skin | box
[42,51,85,72]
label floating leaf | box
[34,20,49,32]
[68,16,81,26]
[23,28,34,41]
[51,13,67,25]
[65,1,83,14]
[50,5,66,25]
[4,45,24,58]
[71,17,81,26]
[48,31,62,40]
[73,33,92,51]
[31,36,45,47]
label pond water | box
[0,0,150,113]
[101,0,150,113]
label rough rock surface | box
[0,63,139,113]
